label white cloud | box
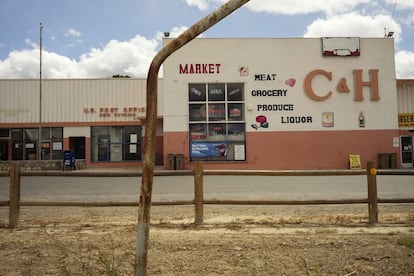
[0,49,80,79]
[78,34,158,78]
[0,49,40,78]
[389,0,414,9]
[183,0,209,11]
[65,28,82,38]
[0,20,412,79]
[25,38,38,49]
[395,50,414,78]
[182,0,228,11]
[0,32,162,79]
[246,0,371,15]
[304,13,401,42]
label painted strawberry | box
[285,78,296,87]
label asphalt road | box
[0,174,413,203]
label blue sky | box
[0,0,413,78]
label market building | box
[0,37,413,170]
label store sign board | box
[399,113,414,127]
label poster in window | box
[189,104,206,121]
[208,83,225,101]
[129,144,137,154]
[208,103,225,121]
[191,142,228,158]
[53,142,62,151]
[190,124,206,139]
[130,134,137,143]
[26,143,35,149]
[189,84,206,101]
[228,103,243,121]
[234,144,245,160]
[227,83,244,101]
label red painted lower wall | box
[163,129,400,170]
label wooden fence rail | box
[1,161,413,227]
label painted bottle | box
[359,112,365,128]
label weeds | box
[58,234,126,275]
[397,235,414,249]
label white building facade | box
[162,37,402,169]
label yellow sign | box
[349,154,361,169]
[399,113,414,127]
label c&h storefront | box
[162,37,401,169]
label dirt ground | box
[1,204,414,275]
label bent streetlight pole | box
[135,0,250,275]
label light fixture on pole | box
[38,23,43,160]
[384,27,394,38]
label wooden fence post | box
[9,163,21,228]
[366,161,378,225]
[194,162,204,225]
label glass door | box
[400,136,413,167]
[0,140,8,160]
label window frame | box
[188,83,246,162]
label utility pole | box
[38,23,43,160]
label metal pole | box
[135,0,250,275]
[38,23,43,160]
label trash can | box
[175,154,185,170]
[63,150,76,171]
[389,153,398,169]
[378,153,390,169]
[167,154,175,170]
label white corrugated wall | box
[0,78,163,124]
[397,81,414,113]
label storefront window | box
[11,129,23,160]
[189,83,246,161]
[22,129,36,160]
[91,126,141,162]
[9,127,63,160]
[0,129,9,137]
[42,128,63,160]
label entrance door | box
[0,140,8,161]
[69,137,86,159]
[400,136,413,167]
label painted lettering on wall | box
[257,104,293,111]
[179,63,221,74]
[251,89,287,97]
[250,74,312,127]
[281,116,313,124]
[254,73,277,81]
[304,69,380,101]
[83,106,145,118]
